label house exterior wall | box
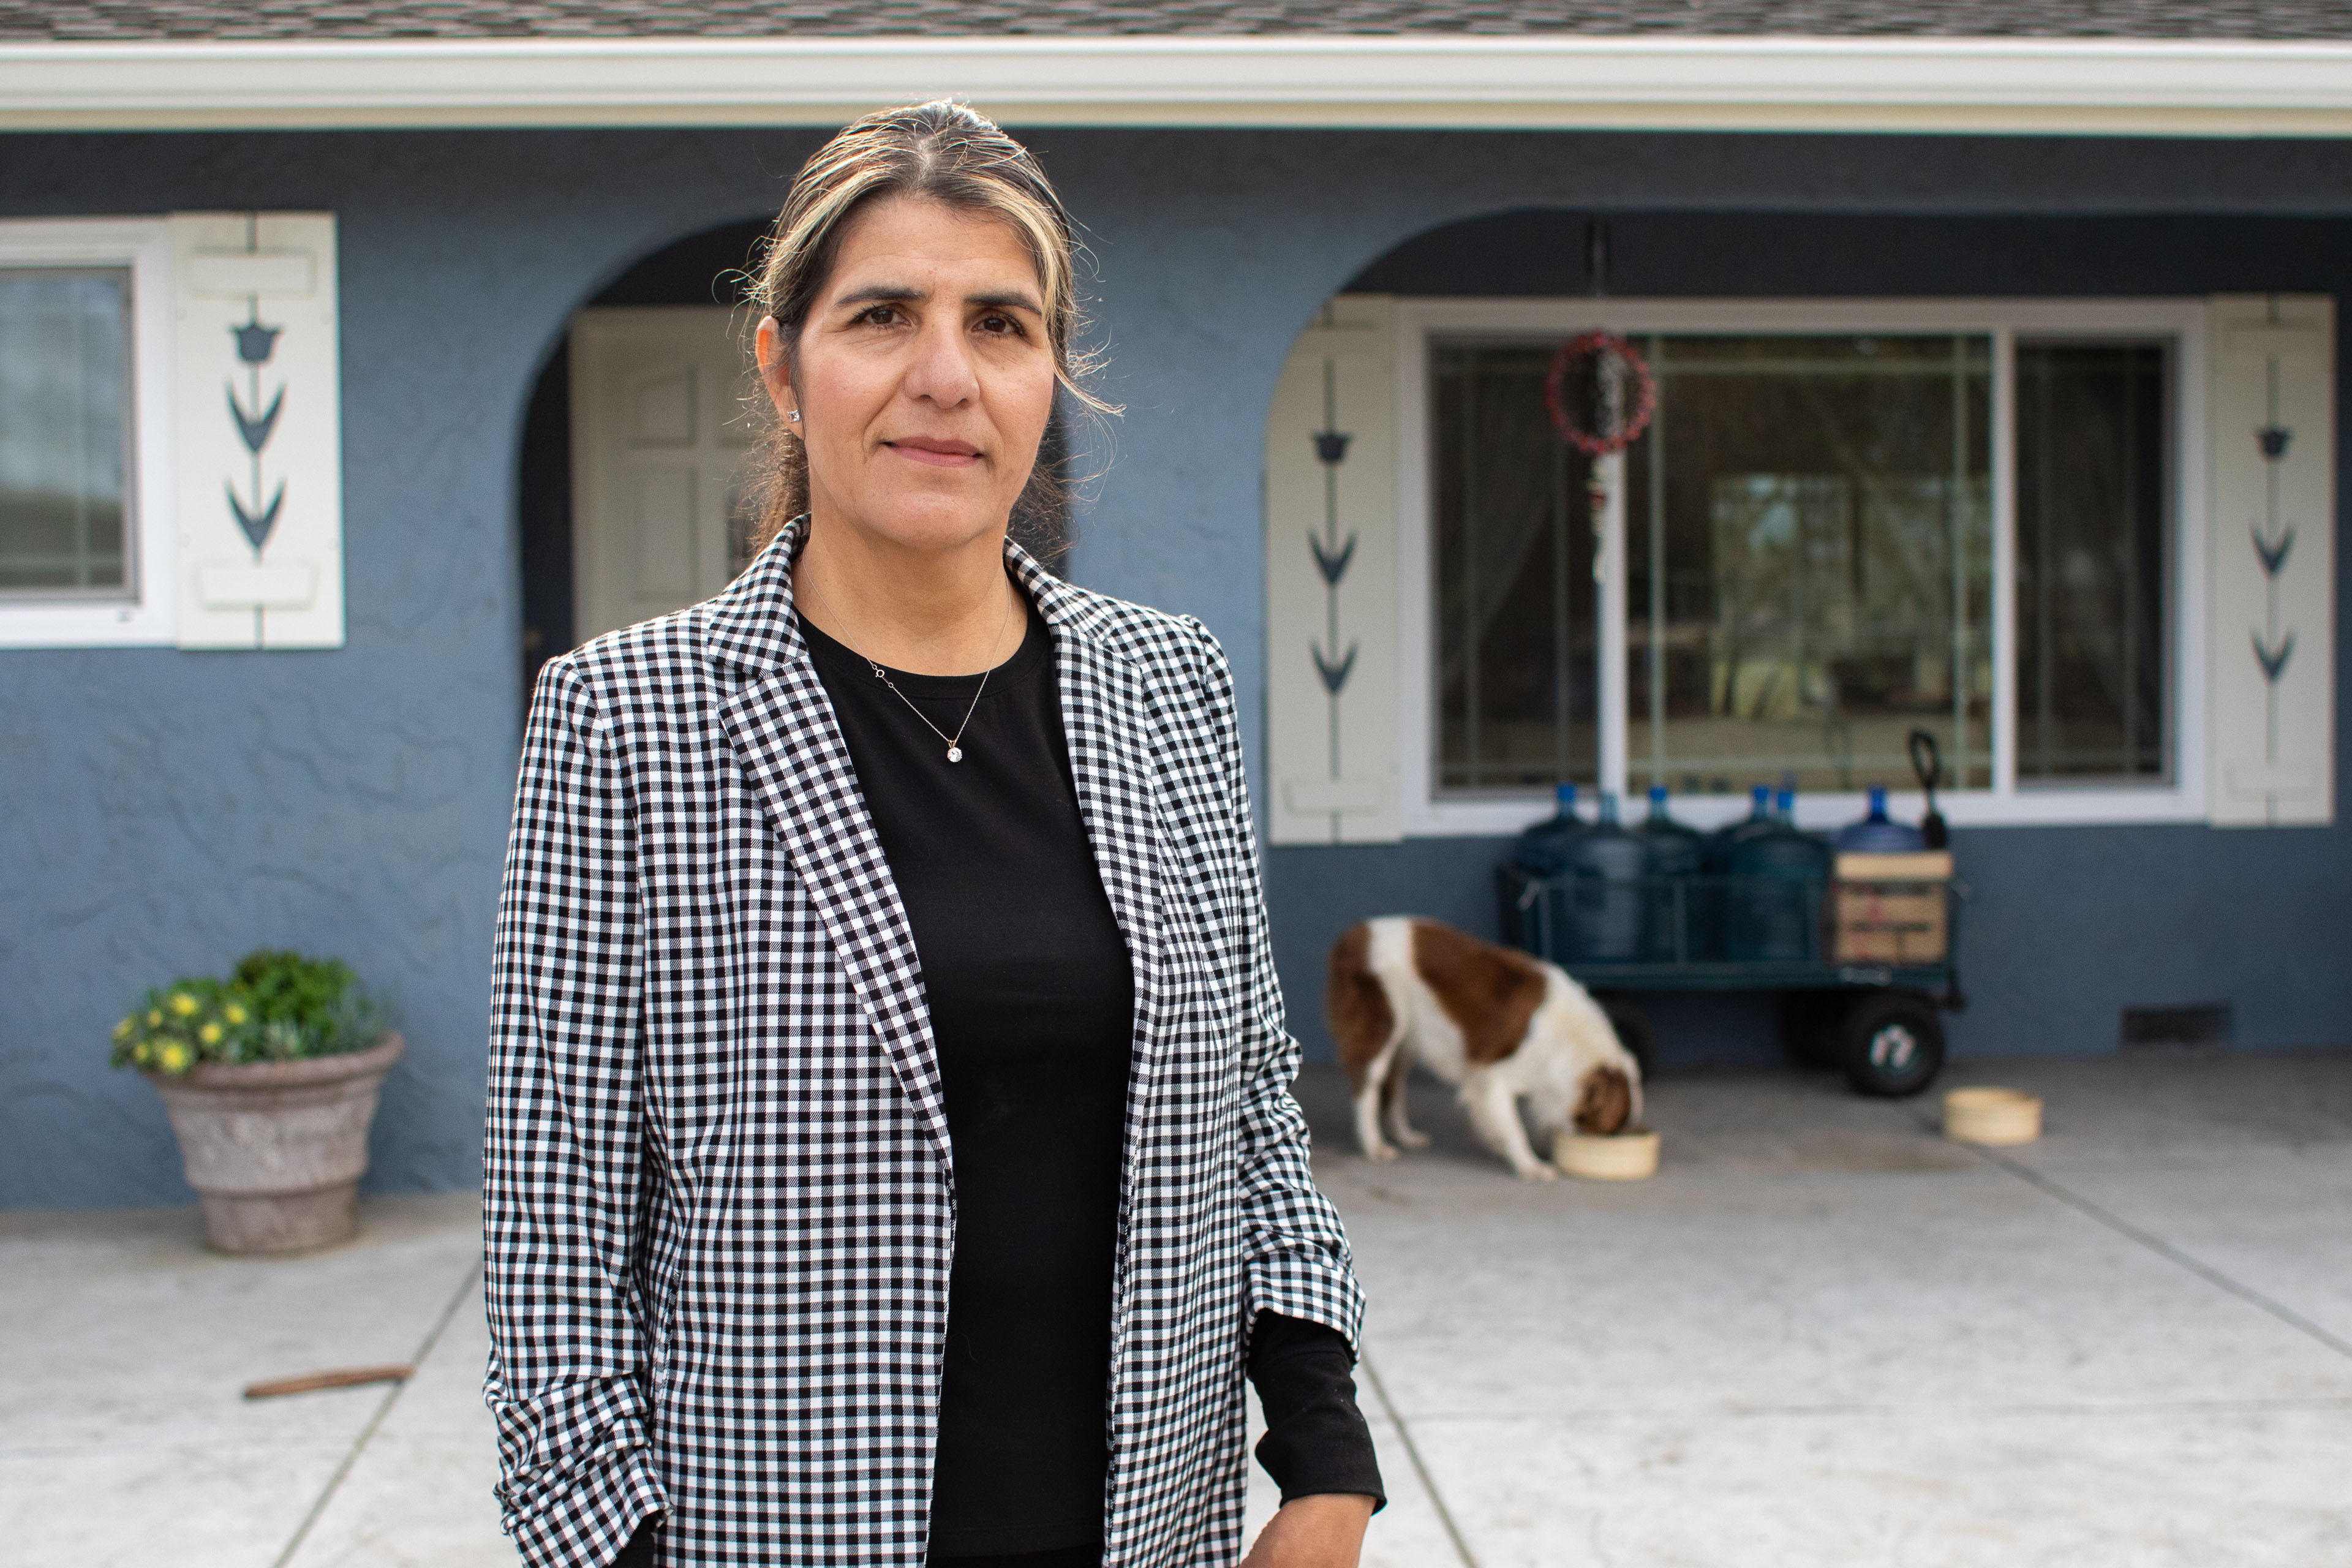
[2,125,2350,1207]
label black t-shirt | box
[805,594,1131,1556]
[606,580,1383,1566]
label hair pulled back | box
[743,100,1107,557]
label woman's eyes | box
[847,304,1027,339]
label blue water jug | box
[1703,784,1776,873]
[1559,790,1647,962]
[1725,790,1831,961]
[1636,785,1706,962]
[1509,784,1586,953]
[1834,783,1928,853]
[1513,782,1588,873]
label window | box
[1398,300,2204,831]
[0,219,173,647]
[1623,333,1992,798]
[0,269,134,597]
[1433,341,1600,791]
[2015,341,2171,784]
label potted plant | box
[113,950,402,1254]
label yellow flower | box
[168,992,197,1017]
[198,1022,223,1045]
[132,1042,153,1066]
[146,1009,163,1027]
[114,1016,135,1041]
[223,1003,248,1025]
[157,1041,193,1073]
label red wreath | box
[1544,331,1657,457]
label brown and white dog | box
[1326,916,1642,1180]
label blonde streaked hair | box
[743,100,1109,556]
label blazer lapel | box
[1011,543,1172,1122]
[707,522,951,1172]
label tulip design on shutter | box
[1265,296,1400,845]
[1308,358,1358,782]
[2251,363,2297,767]
[2207,293,2332,826]
[227,304,287,557]
[169,211,343,649]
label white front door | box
[569,306,755,644]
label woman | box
[484,102,1381,1568]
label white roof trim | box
[7,34,2352,135]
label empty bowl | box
[1943,1087,2043,1146]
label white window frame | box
[1395,296,2210,835]
[0,217,175,648]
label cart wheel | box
[1597,997,1657,1079]
[1778,990,1847,1070]
[1838,990,1945,1098]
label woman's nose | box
[903,318,978,407]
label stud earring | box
[786,410,802,423]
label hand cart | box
[1496,864,1966,1098]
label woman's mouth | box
[884,437,982,469]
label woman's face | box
[759,195,1056,559]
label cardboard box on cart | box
[1833,851,1953,964]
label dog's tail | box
[1325,922,1395,1092]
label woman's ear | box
[754,316,798,423]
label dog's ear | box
[1572,1066,1634,1135]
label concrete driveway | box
[4,1050,2346,1567]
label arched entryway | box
[1262,206,2228,1071]
[516,218,769,700]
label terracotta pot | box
[145,1033,404,1254]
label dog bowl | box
[1553,1126,1660,1182]
[1943,1087,2043,1147]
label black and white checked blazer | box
[483,520,1366,1568]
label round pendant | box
[947,745,963,763]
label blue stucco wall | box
[5,126,2352,1206]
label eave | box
[6,34,2352,137]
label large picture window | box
[1621,333,1991,798]
[1401,300,2201,830]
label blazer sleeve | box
[1186,619,1370,1354]
[482,658,668,1567]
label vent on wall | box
[2120,1003,2233,1048]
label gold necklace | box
[800,569,1016,764]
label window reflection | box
[1626,334,1993,795]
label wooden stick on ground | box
[243,1363,414,1401]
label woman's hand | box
[1240,1493,1376,1568]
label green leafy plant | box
[111,949,390,1075]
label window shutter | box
[2207,295,2334,826]
[1264,295,1402,845]
[169,213,343,649]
